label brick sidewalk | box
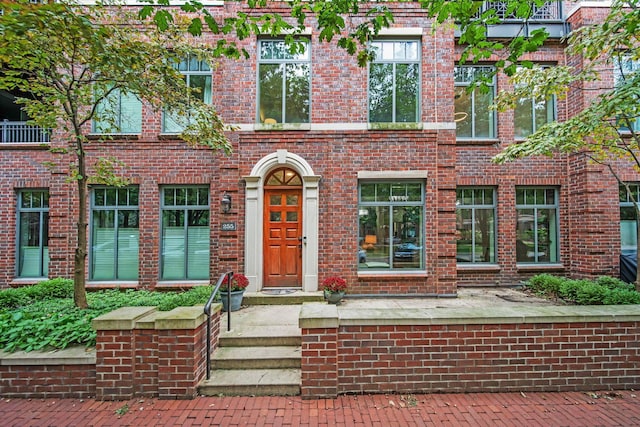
[2,390,639,426]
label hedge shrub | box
[526,274,640,305]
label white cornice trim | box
[233,122,456,132]
[358,170,429,179]
[377,27,424,37]
[567,1,613,19]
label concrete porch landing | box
[200,287,566,396]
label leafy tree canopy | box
[139,0,554,72]
[494,0,640,165]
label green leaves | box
[0,279,214,352]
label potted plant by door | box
[321,276,347,305]
[219,273,249,312]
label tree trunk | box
[73,137,89,309]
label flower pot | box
[324,290,345,305]
[220,290,245,312]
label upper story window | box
[455,66,496,139]
[516,187,559,264]
[90,187,139,281]
[93,87,142,134]
[514,66,556,138]
[258,39,310,124]
[369,40,420,123]
[163,55,212,133]
[613,54,640,133]
[456,188,496,264]
[358,181,424,271]
[17,190,49,278]
[620,183,640,251]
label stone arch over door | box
[243,149,320,292]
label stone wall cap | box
[92,306,158,330]
[299,302,339,329]
[155,305,207,330]
[334,305,640,326]
[0,346,96,366]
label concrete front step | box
[199,368,301,396]
[204,304,304,396]
[219,325,302,347]
[212,346,301,369]
[242,291,324,306]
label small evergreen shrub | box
[602,288,640,305]
[594,276,635,291]
[575,282,609,305]
[527,274,640,305]
[525,273,567,297]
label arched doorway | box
[263,167,303,287]
[243,149,320,292]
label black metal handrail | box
[204,271,234,380]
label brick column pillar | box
[299,304,339,399]
[92,307,157,400]
[155,306,209,399]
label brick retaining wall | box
[300,304,640,399]
[0,304,222,400]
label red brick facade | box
[0,2,634,294]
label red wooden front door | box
[263,187,303,287]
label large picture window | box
[516,187,559,263]
[454,66,496,139]
[90,187,139,281]
[161,186,210,280]
[93,88,142,134]
[456,188,496,263]
[369,40,420,123]
[620,183,640,251]
[258,39,310,124]
[358,182,424,271]
[17,190,49,278]
[163,55,212,133]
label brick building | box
[0,1,633,295]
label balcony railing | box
[458,1,569,39]
[1,120,51,144]
[482,1,563,21]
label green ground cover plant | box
[525,274,640,305]
[0,279,213,352]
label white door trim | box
[243,149,320,292]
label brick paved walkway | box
[2,391,640,426]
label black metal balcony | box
[456,1,570,39]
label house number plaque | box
[221,222,237,231]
